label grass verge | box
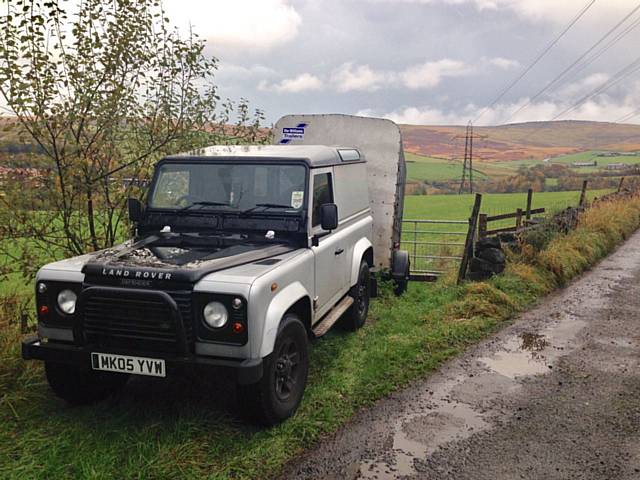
[1,195,640,479]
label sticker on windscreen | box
[291,191,304,209]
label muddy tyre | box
[45,362,129,405]
[341,261,370,331]
[238,314,309,426]
[476,236,501,249]
[477,247,506,264]
[470,257,505,275]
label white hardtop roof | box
[166,144,362,168]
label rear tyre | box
[392,250,410,296]
[238,314,309,426]
[45,362,129,405]
[341,261,370,331]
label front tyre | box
[341,261,371,331]
[45,362,129,405]
[238,314,309,426]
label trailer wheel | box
[238,314,309,426]
[341,261,370,331]
[392,250,410,296]
[45,362,128,405]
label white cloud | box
[164,0,301,51]
[259,58,476,94]
[259,73,323,93]
[359,88,640,126]
[487,57,520,70]
[556,73,610,98]
[401,59,473,89]
[330,63,391,92]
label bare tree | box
[0,0,265,280]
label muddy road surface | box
[282,232,640,479]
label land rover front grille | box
[82,289,194,353]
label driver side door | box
[310,169,348,317]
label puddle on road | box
[354,314,589,479]
[478,336,549,379]
[359,402,488,479]
[479,350,549,378]
[520,332,549,352]
[479,318,587,380]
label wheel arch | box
[258,281,313,358]
[350,238,374,286]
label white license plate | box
[91,352,166,377]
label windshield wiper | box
[178,201,230,213]
[240,203,293,216]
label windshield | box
[149,162,307,212]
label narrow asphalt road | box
[281,231,640,480]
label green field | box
[405,150,640,183]
[405,153,474,182]
[547,150,640,174]
[403,189,612,220]
[405,152,513,183]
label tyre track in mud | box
[281,230,640,479]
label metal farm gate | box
[400,218,468,280]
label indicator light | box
[232,322,245,334]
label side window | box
[312,172,333,227]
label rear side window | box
[312,173,333,227]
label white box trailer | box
[273,114,408,276]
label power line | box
[563,11,640,86]
[615,108,640,123]
[474,0,597,124]
[506,2,640,123]
[553,53,640,120]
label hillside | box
[400,120,640,162]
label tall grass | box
[537,197,640,285]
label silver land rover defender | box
[22,114,409,425]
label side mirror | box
[128,198,144,222]
[320,203,338,231]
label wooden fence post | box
[478,213,488,239]
[618,177,625,193]
[579,180,588,208]
[457,193,482,285]
[526,188,533,220]
[412,220,418,270]
[515,208,523,229]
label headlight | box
[203,301,228,329]
[57,289,77,315]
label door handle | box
[335,248,344,255]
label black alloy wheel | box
[342,260,370,331]
[273,336,302,402]
[238,314,309,426]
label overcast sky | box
[161,0,640,126]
